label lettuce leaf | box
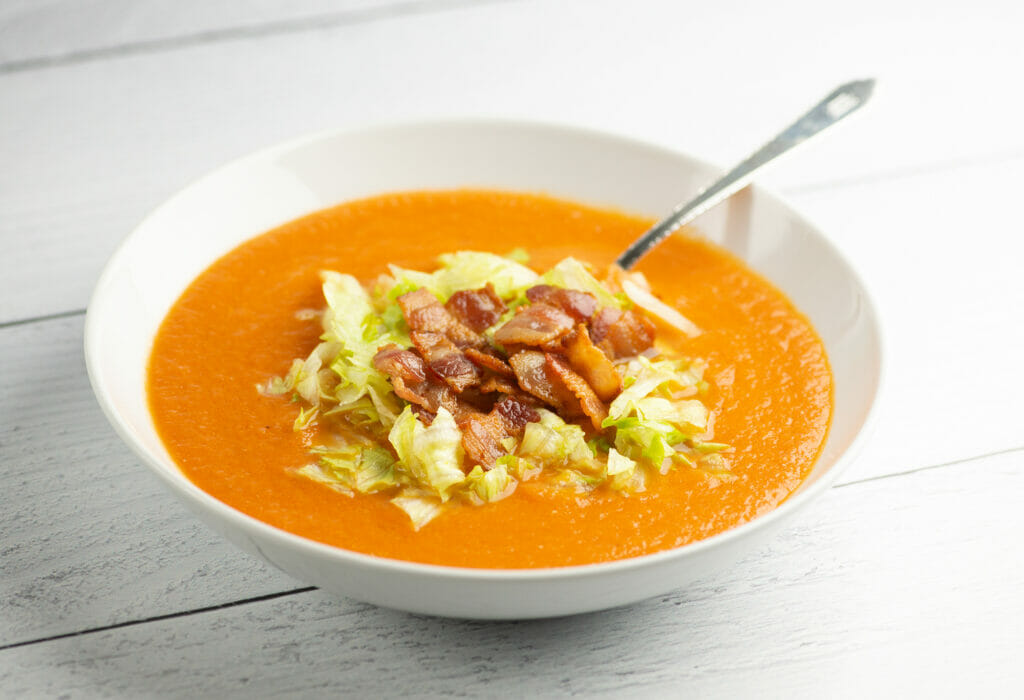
[313,445,398,493]
[606,447,646,491]
[465,464,516,503]
[605,357,714,470]
[385,251,538,302]
[517,409,595,470]
[390,490,444,530]
[388,406,466,501]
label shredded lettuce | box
[385,251,538,302]
[604,357,720,471]
[390,490,444,530]
[465,464,516,503]
[320,272,405,426]
[388,406,467,501]
[300,444,399,495]
[517,409,595,471]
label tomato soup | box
[148,190,832,568]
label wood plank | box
[2,0,1024,322]
[2,451,1020,696]
[0,314,296,647]
[0,0,463,68]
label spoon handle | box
[615,79,875,270]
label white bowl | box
[85,120,883,619]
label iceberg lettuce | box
[604,356,719,472]
[388,406,466,501]
[517,409,595,470]
[385,251,538,302]
[465,464,516,503]
[390,490,444,530]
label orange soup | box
[148,190,832,568]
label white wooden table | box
[3,1,1023,696]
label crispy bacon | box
[545,354,608,431]
[445,284,507,333]
[563,324,621,402]
[372,344,427,384]
[493,303,574,348]
[525,285,598,323]
[508,350,582,417]
[410,331,481,392]
[464,347,515,378]
[373,343,464,417]
[397,288,485,349]
[508,350,559,407]
[458,396,540,468]
[480,374,520,395]
[459,414,507,468]
[392,374,461,417]
[494,395,540,431]
[590,307,656,359]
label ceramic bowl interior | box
[85,121,882,619]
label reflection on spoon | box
[616,79,875,270]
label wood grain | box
[3,1,1024,695]
[2,451,1020,697]
[0,0,477,69]
[3,0,1024,322]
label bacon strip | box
[373,344,462,418]
[458,396,540,468]
[545,354,608,431]
[525,285,598,323]
[397,288,485,349]
[410,331,481,393]
[372,344,427,384]
[508,350,583,418]
[394,375,462,418]
[563,324,621,402]
[464,347,515,378]
[590,307,656,359]
[459,414,507,468]
[480,374,520,395]
[494,395,540,431]
[445,284,507,333]
[493,303,574,348]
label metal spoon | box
[616,79,875,270]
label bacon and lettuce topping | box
[261,251,731,529]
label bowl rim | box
[84,116,886,582]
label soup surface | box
[148,190,832,568]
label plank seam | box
[0,308,86,330]
[834,444,1024,489]
[0,0,519,76]
[0,587,317,652]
